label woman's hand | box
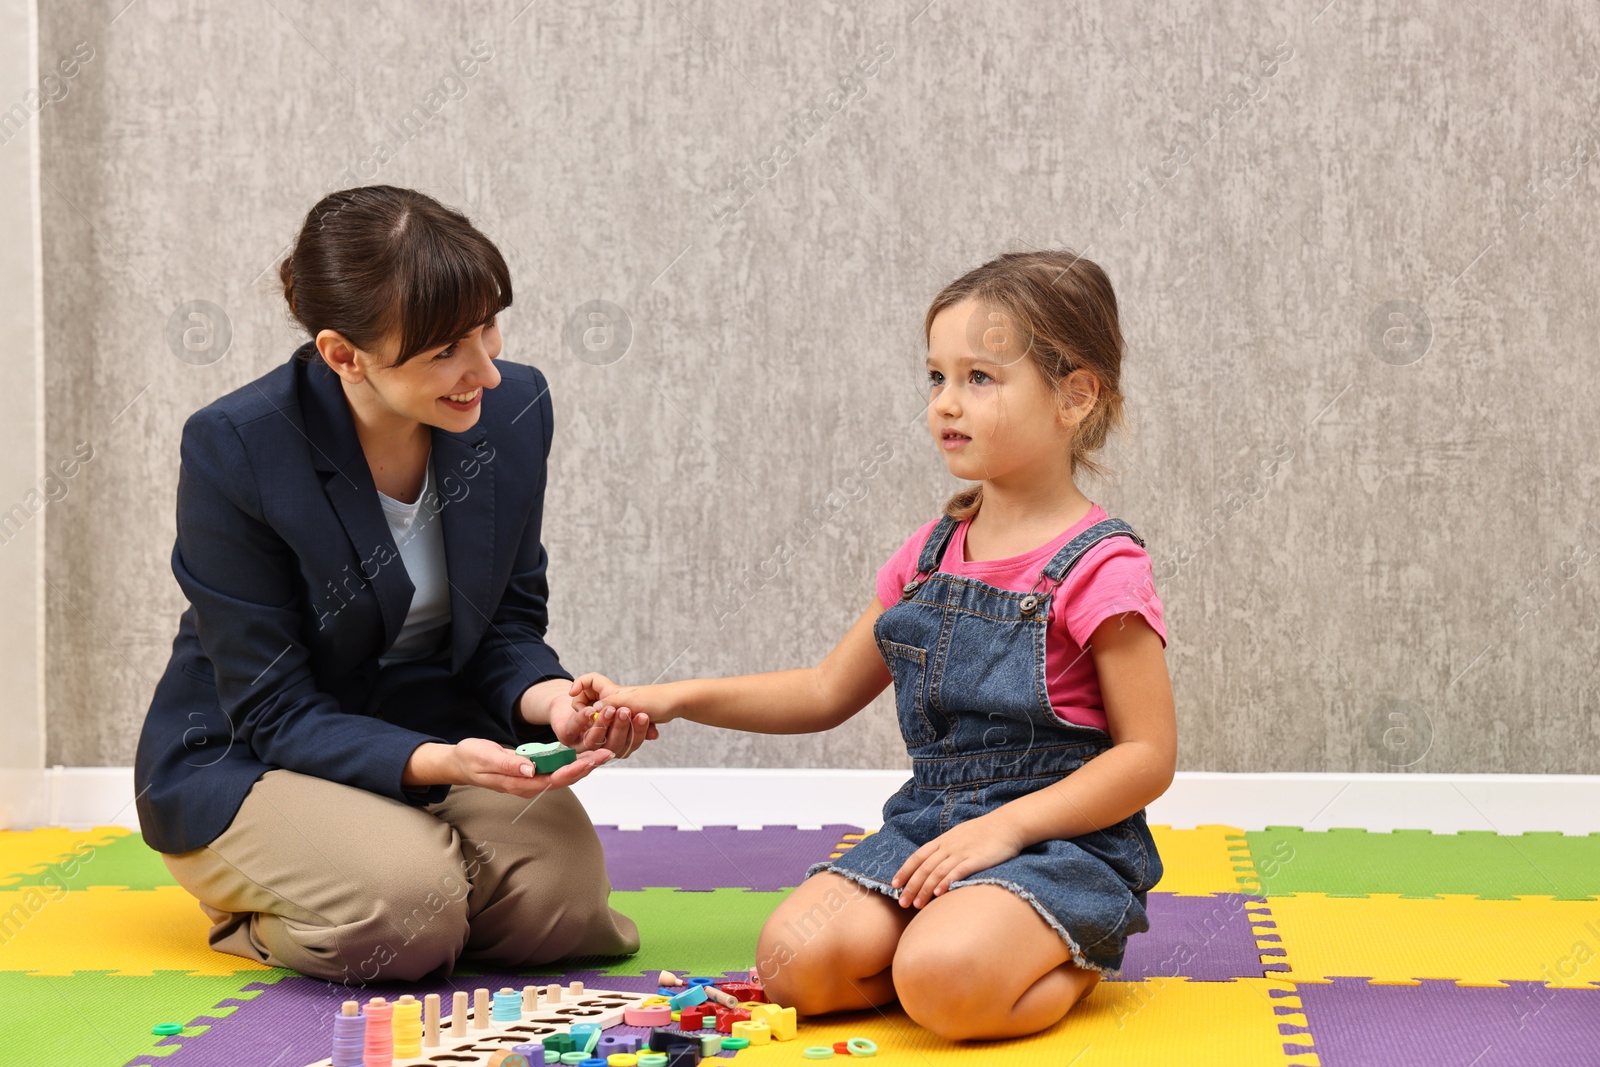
[570,673,680,727]
[551,686,658,758]
[889,813,1027,909]
[404,738,610,798]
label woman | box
[133,185,658,985]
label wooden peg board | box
[301,986,655,1067]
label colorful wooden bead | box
[749,1003,797,1040]
[731,1019,772,1046]
[622,1005,673,1027]
[668,984,708,1009]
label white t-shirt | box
[376,449,452,667]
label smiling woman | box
[134,185,659,984]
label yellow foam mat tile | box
[730,977,1316,1066]
[0,885,270,976]
[1147,825,1255,896]
[1269,893,1600,988]
[827,830,871,859]
[0,827,127,884]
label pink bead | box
[622,1004,673,1027]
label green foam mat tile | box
[0,828,128,887]
[1246,827,1600,899]
[8,832,178,892]
[0,969,286,1064]
[520,887,790,978]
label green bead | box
[720,1037,750,1050]
[151,1023,183,1036]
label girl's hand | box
[890,814,1027,909]
[570,673,680,726]
[552,687,658,758]
[569,672,621,714]
[433,737,611,798]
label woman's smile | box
[440,386,482,411]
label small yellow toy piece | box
[392,995,422,1057]
[749,1003,797,1040]
[730,1019,772,1046]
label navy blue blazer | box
[134,343,570,854]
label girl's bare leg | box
[891,883,1102,1040]
[755,871,914,1014]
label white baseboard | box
[3,767,1599,835]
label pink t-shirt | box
[874,504,1167,732]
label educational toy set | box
[298,971,879,1067]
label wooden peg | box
[423,993,440,1047]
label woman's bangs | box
[394,233,511,363]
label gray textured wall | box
[38,1,1600,774]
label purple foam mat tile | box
[595,824,865,891]
[1110,893,1273,982]
[133,968,669,1067]
[1297,977,1600,1067]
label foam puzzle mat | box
[2,821,1597,1065]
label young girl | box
[572,249,1175,1042]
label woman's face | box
[352,316,504,431]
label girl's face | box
[925,297,1078,485]
[351,315,504,430]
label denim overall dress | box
[806,513,1164,975]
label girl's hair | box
[279,185,512,367]
[924,249,1127,521]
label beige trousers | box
[161,768,640,984]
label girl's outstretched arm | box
[891,611,1177,908]
[570,597,893,735]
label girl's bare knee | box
[893,940,979,1030]
[756,876,902,1013]
[755,916,839,1013]
[895,935,1097,1040]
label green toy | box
[514,741,578,774]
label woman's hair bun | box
[279,257,297,317]
[278,185,513,363]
